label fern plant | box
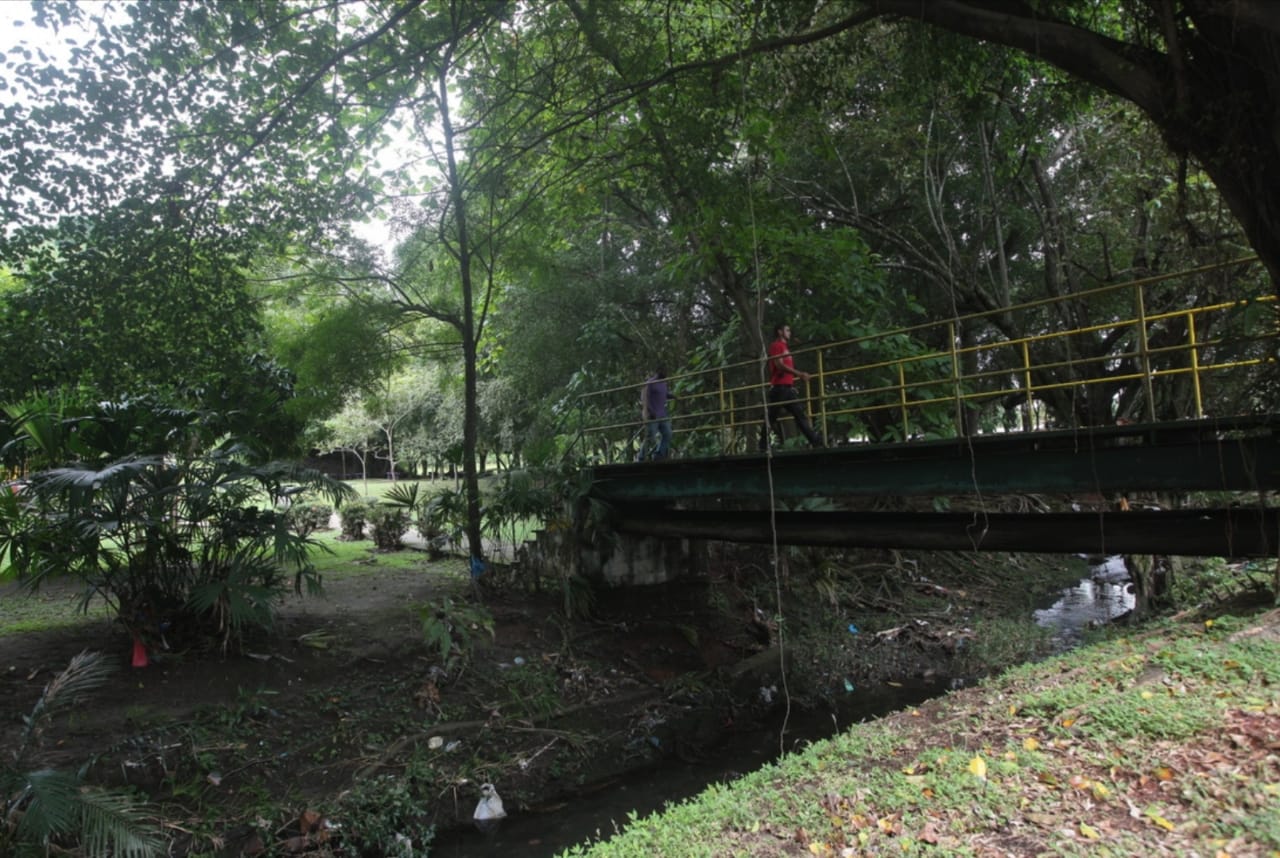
[1,651,162,857]
[416,596,495,667]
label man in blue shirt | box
[641,367,672,460]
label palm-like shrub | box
[0,394,353,651]
[1,650,162,857]
[367,504,411,550]
[419,488,467,557]
[482,469,554,560]
[384,482,461,558]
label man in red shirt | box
[759,323,824,450]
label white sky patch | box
[0,1,436,258]
[0,1,115,82]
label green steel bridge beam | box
[607,507,1280,558]
[581,416,1280,557]
[585,417,1280,505]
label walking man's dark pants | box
[760,384,824,449]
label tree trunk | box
[436,47,485,566]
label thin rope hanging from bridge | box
[930,107,989,550]
[736,21,793,754]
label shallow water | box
[429,678,947,857]
[1033,555,1135,646]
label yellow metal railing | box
[577,258,1275,462]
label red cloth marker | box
[131,636,148,668]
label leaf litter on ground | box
[564,606,1280,857]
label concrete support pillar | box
[580,532,696,587]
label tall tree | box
[556,0,783,361]
[2,0,517,562]
[756,17,1263,426]
[0,205,306,449]
[816,1,1280,293]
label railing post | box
[729,389,737,453]
[1135,281,1157,422]
[948,322,964,437]
[613,393,621,465]
[816,350,828,443]
[1022,341,1034,431]
[898,361,910,441]
[1188,311,1204,418]
[718,369,729,454]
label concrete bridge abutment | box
[522,526,698,588]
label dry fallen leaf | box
[969,755,988,780]
[298,810,323,836]
[415,680,441,709]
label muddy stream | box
[431,556,1133,856]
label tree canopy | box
[849,1,1280,289]
[0,0,1272,498]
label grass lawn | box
[308,529,444,576]
[0,528,457,638]
[342,477,419,501]
[0,581,113,636]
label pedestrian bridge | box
[572,257,1280,557]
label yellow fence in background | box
[576,258,1276,462]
